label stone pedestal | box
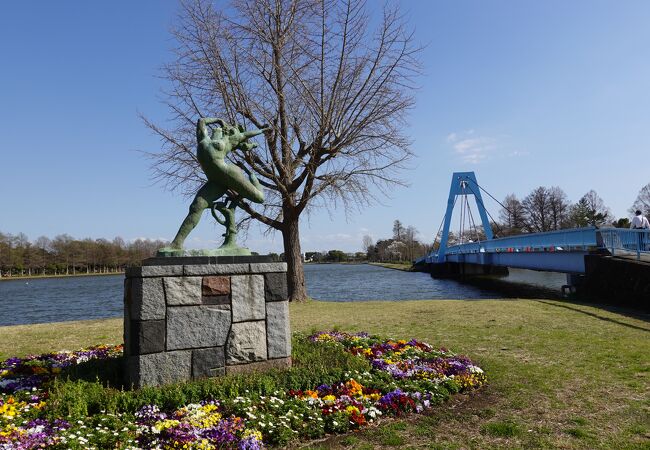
[124,257,291,388]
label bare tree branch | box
[143,0,421,300]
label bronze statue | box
[158,118,267,256]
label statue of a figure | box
[211,196,239,248]
[158,118,267,256]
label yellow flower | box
[322,395,336,403]
[243,429,263,441]
[364,393,381,401]
[194,438,215,449]
[0,397,28,420]
[190,412,222,429]
[199,404,218,414]
[345,405,360,415]
[153,419,180,433]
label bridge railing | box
[444,227,599,255]
[599,228,650,260]
[415,227,650,265]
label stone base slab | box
[225,357,292,375]
[124,261,290,388]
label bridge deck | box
[417,227,650,274]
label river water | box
[0,264,566,326]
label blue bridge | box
[415,172,650,299]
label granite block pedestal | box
[124,257,291,388]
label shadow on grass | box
[435,273,650,323]
[535,300,650,332]
[459,275,564,300]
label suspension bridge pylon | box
[437,172,494,263]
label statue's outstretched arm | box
[241,124,270,141]
[197,117,227,141]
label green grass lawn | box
[369,262,414,271]
[1,299,648,449]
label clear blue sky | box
[1,1,649,253]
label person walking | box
[630,210,650,251]
[631,210,650,229]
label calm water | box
[304,264,565,301]
[0,265,566,326]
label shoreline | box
[0,271,124,282]
[369,262,414,271]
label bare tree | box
[569,190,612,227]
[522,187,551,232]
[361,235,374,253]
[499,194,526,235]
[548,186,571,230]
[521,186,570,232]
[392,220,405,241]
[403,225,417,260]
[630,183,650,219]
[144,0,420,301]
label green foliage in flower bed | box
[46,335,370,419]
[1,331,486,448]
[0,332,486,450]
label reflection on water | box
[0,264,568,326]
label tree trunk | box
[282,216,307,302]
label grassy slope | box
[1,300,648,449]
[368,262,414,271]
[0,318,123,360]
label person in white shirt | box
[630,210,650,251]
[630,210,650,229]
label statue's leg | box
[169,182,226,249]
[225,166,265,204]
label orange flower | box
[345,379,364,396]
[304,390,318,399]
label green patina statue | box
[158,118,268,257]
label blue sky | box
[1,1,649,253]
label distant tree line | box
[496,184,650,237]
[305,250,367,263]
[363,220,432,262]
[496,188,613,236]
[446,183,649,243]
[0,233,168,277]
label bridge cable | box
[467,196,482,242]
[465,195,472,243]
[465,178,513,237]
[464,184,506,238]
[465,196,482,243]
[466,178,512,215]
[432,194,458,251]
[432,215,445,249]
[459,193,466,244]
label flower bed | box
[0,332,486,448]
